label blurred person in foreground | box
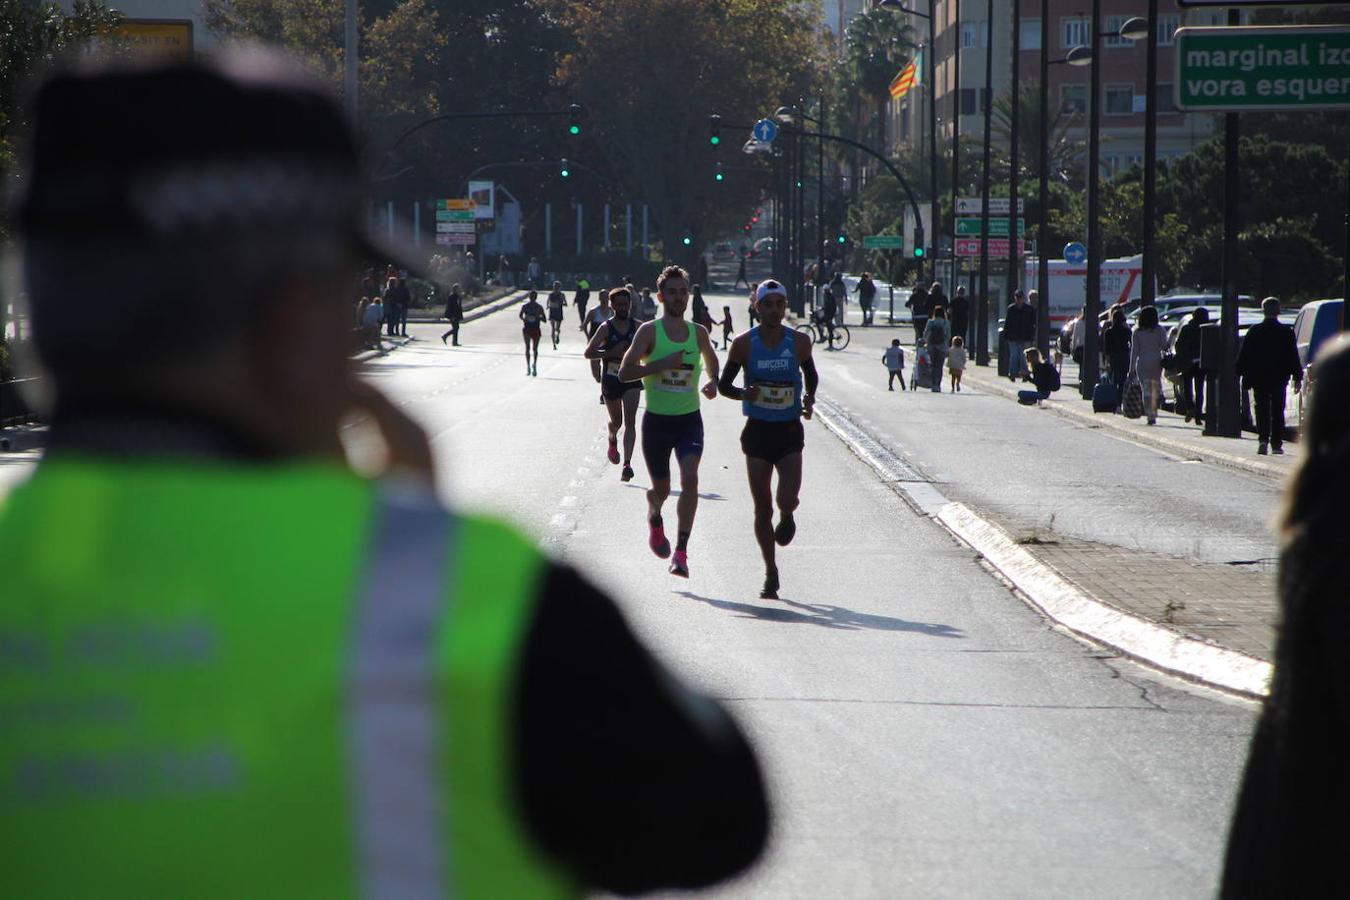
[0,49,767,898]
[1222,334,1350,898]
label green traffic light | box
[836,235,846,244]
[715,173,724,182]
[710,136,720,145]
[569,125,580,135]
[682,236,692,246]
[913,247,925,258]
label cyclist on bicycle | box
[815,285,838,348]
[717,278,818,600]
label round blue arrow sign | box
[752,118,778,143]
[1064,241,1087,264]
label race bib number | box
[656,364,696,392]
[604,360,622,377]
[752,381,795,410]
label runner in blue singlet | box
[717,278,819,599]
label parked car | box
[1293,298,1344,423]
[751,236,776,257]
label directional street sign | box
[955,218,1026,237]
[436,222,476,234]
[435,209,475,222]
[435,233,475,246]
[1175,26,1350,112]
[955,197,1024,216]
[955,238,1025,257]
[752,118,779,143]
[1064,242,1088,264]
[863,235,904,250]
[436,199,475,210]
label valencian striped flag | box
[888,54,921,99]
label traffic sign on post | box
[955,197,1024,216]
[1064,242,1087,264]
[955,238,1025,257]
[1175,26,1350,112]
[752,118,779,143]
[862,235,904,250]
[955,218,1026,237]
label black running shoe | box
[760,567,780,600]
[774,514,796,547]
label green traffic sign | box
[862,235,904,250]
[1175,26,1350,112]
[954,217,1026,237]
[435,210,474,222]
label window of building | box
[1155,83,1178,114]
[1104,83,1134,115]
[1104,15,1135,48]
[961,20,988,49]
[1019,19,1041,50]
[1156,14,1180,46]
[1060,84,1086,116]
[1062,17,1089,49]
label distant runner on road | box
[547,281,567,349]
[520,289,545,376]
[584,286,643,482]
[718,278,817,599]
[619,265,721,578]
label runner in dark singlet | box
[584,286,643,482]
[547,281,567,350]
[717,278,818,599]
[520,290,545,376]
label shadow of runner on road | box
[676,591,964,637]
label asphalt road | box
[362,301,1257,899]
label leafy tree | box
[544,0,825,258]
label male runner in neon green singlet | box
[618,265,720,577]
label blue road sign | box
[752,118,779,143]
[1064,242,1087,264]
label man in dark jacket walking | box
[906,281,931,344]
[1236,296,1303,455]
[441,282,463,345]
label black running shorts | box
[740,418,804,465]
[602,374,643,401]
[641,411,704,480]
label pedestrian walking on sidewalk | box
[855,272,877,326]
[1222,334,1350,898]
[1236,296,1303,455]
[948,336,967,392]
[1102,307,1133,410]
[717,306,735,350]
[923,306,951,393]
[1129,305,1167,424]
[943,283,964,346]
[829,271,847,326]
[440,282,463,345]
[734,251,749,290]
[1004,288,1036,382]
[883,339,906,391]
[906,281,931,344]
[1174,307,1210,424]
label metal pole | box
[545,203,552,258]
[817,95,825,279]
[604,203,611,252]
[929,1,939,287]
[576,202,583,257]
[386,200,395,244]
[642,205,649,255]
[976,0,994,366]
[1217,7,1242,437]
[1141,0,1158,308]
[950,0,961,301]
[626,204,633,255]
[413,200,420,248]
[1082,0,1103,397]
[1007,0,1021,307]
[1036,0,1050,357]
[343,0,358,122]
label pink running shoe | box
[607,437,620,465]
[648,520,671,558]
[669,550,689,578]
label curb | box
[353,292,526,363]
[813,394,1273,699]
[962,368,1293,482]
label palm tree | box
[990,83,1085,189]
[840,9,918,155]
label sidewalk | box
[355,290,526,363]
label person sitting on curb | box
[1017,348,1061,406]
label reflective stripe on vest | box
[350,486,456,899]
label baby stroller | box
[910,345,933,391]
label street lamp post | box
[951,0,961,304]
[1083,0,1103,398]
[879,0,938,286]
[1135,6,1159,310]
[976,0,993,366]
[1007,0,1021,322]
[1036,4,1050,358]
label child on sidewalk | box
[1017,347,1062,406]
[948,335,968,392]
[882,339,906,391]
[718,306,735,349]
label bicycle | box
[794,319,851,351]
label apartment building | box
[881,1,1237,174]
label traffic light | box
[682,232,692,246]
[743,223,752,233]
[708,114,721,146]
[560,158,570,178]
[751,214,759,223]
[836,233,847,245]
[568,104,582,136]
[714,162,724,182]
[912,226,925,259]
